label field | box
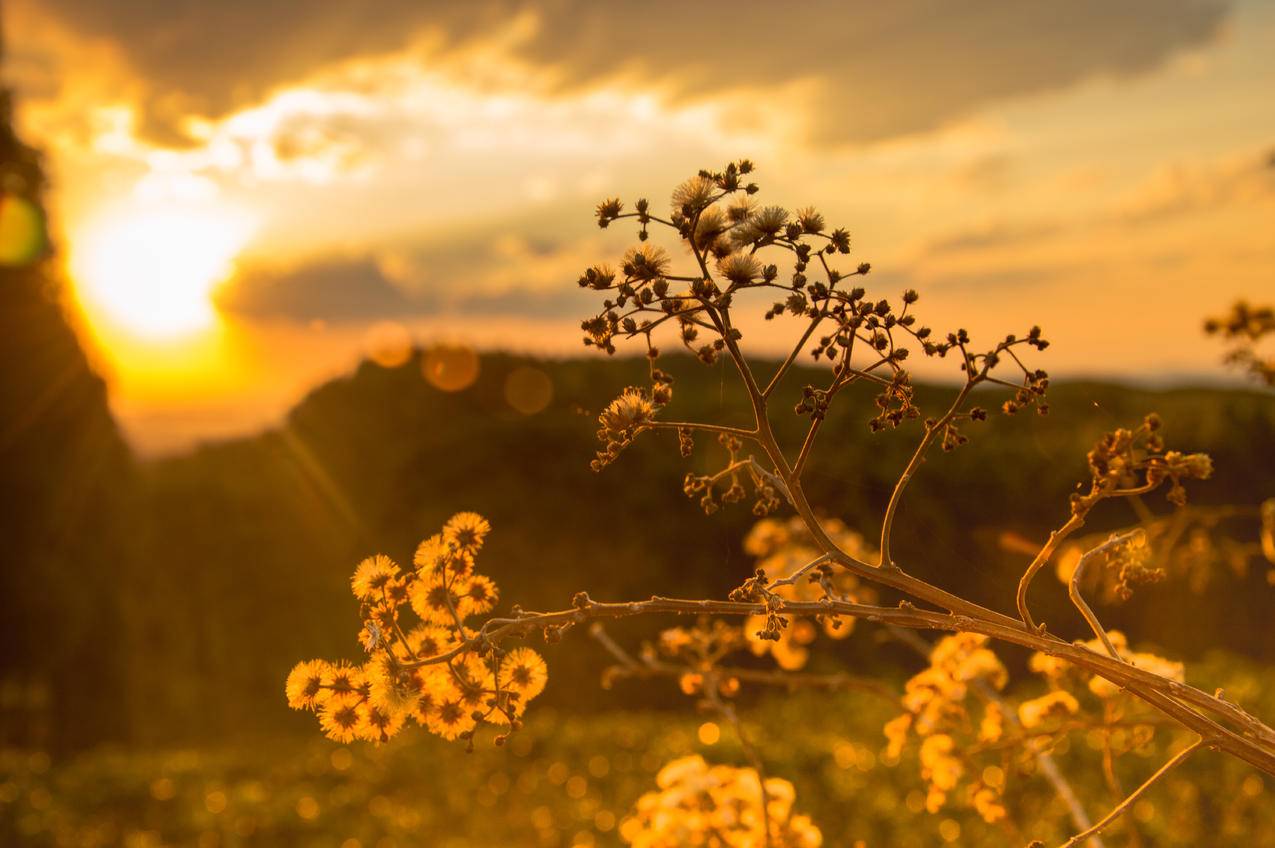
[4,653,1272,847]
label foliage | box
[7,651,1275,847]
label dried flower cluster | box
[619,755,822,848]
[1205,300,1274,386]
[286,513,547,748]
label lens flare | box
[0,194,46,266]
[70,206,253,339]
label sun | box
[71,206,253,339]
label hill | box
[133,349,1275,742]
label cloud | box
[920,144,1275,258]
[218,257,415,323]
[1114,145,1275,223]
[218,224,605,324]
[30,0,1232,147]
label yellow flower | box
[413,534,448,575]
[500,647,548,700]
[426,695,477,741]
[449,653,493,711]
[482,689,528,726]
[366,654,423,717]
[971,785,1007,824]
[919,734,963,812]
[350,554,400,601]
[884,713,912,759]
[978,703,1004,743]
[1017,691,1080,729]
[409,578,463,625]
[400,624,461,661]
[285,659,330,711]
[318,692,362,744]
[443,512,490,554]
[319,661,366,704]
[457,574,499,618]
[355,700,405,743]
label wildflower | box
[355,700,405,743]
[320,662,366,703]
[979,703,1004,743]
[351,554,400,601]
[285,660,329,710]
[367,654,424,717]
[726,196,756,223]
[596,197,623,226]
[795,206,824,233]
[409,579,463,625]
[622,244,670,281]
[1089,648,1183,698]
[919,734,962,812]
[971,785,1007,824]
[671,175,716,213]
[401,624,459,660]
[884,713,912,759]
[600,388,655,434]
[443,512,490,554]
[457,574,499,617]
[752,205,789,236]
[622,755,822,847]
[413,534,448,575]
[500,647,548,700]
[426,694,477,740]
[717,252,762,286]
[318,692,362,743]
[692,206,730,253]
[1017,691,1080,728]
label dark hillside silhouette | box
[0,72,141,749]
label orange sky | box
[5,0,1274,453]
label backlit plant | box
[292,162,1275,846]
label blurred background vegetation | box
[2,55,1273,847]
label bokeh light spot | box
[697,721,720,745]
[504,365,553,414]
[0,194,45,266]
[365,321,413,368]
[296,795,321,820]
[422,344,479,392]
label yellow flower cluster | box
[1017,690,1080,729]
[884,633,1009,822]
[1029,630,1183,700]
[650,620,745,699]
[286,513,548,746]
[742,517,875,670]
[620,755,822,848]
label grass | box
[3,650,1273,847]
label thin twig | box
[1069,530,1142,660]
[1057,738,1205,848]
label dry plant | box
[290,162,1275,847]
[1205,301,1274,387]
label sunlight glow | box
[71,206,254,339]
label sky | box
[5,0,1274,453]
